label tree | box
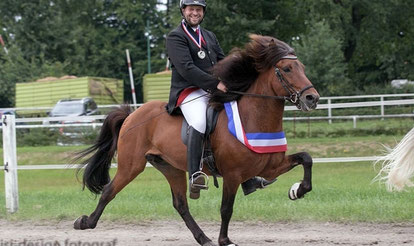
[201,0,308,53]
[0,0,168,105]
[292,21,351,96]
[307,0,414,92]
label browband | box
[281,55,297,60]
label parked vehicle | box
[43,98,99,145]
[43,98,98,124]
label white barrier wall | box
[2,114,19,213]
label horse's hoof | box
[288,182,302,200]
[74,215,89,230]
[219,239,238,246]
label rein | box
[228,58,314,106]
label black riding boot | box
[241,177,277,196]
[187,126,208,200]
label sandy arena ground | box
[1,220,414,245]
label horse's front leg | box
[288,152,313,200]
[218,179,239,246]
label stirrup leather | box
[190,171,209,190]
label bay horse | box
[73,34,320,246]
[375,127,414,191]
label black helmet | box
[180,0,207,23]
[180,0,206,9]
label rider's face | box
[182,5,204,27]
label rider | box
[166,0,275,199]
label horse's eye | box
[283,67,291,73]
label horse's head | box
[211,34,319,112]
[246,34,319,112]
[272,56,319,111]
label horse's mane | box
[210,34,295,109]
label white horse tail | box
[374,127,414,191]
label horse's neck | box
[237,75,285,133]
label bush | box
[0,127,99,147]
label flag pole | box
[126,49,137,109]
[0,35,9,55]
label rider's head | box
[180,0,206,27]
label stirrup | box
[190,171,209,190]
[260,177,277,189]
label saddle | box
[181,106,221,188]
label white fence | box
[0,114,391,214]
[2,93,414,125]
[2,115,18,213]
[2,93,414,213]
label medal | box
[198,50,206,59]
[182,20,207,60]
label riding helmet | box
[179,0,207,24]
[180,0,207,9]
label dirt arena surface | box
[0,220,413,246]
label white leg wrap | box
[288,182,301,200]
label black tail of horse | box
[75,105,132,194]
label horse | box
[73,34,320,246]
[375,127,414,191]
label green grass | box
[0,134,414,222]
[1,156,414,222]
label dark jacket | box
[166,23,225,114]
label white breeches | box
[180,88,209,133]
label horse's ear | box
[269,39,276,47]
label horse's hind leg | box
[147,154,214,246]
[74,159,146,230]
[288,152,313,200]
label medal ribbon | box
[181,20,205,48]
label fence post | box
[328,99,332,124]
[2,114,19,213]
[380,96,384,120]
[353,116,357,128]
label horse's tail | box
[374,127,414,191]
[75,105,132,194]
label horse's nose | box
[305,94,319,107]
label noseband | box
[228,55,314,106]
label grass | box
[0,162,413,222]
[1,134,414,222]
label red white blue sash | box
[224,101,287,153]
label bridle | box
[228,55,314,106]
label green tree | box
[200,0,308,54]
[0,0,168,106]
[306,0,414,92]
[292,21,351,96]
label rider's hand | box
[217,81,227,93]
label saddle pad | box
[224,101,287,153]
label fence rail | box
[0,156,380,171]
[2,93,414,214]
[2,93,414,128]
[0,112,412,131]
[2,93,414,113]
